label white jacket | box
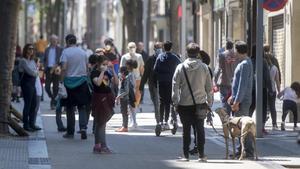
[172,58,213,106]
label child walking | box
[91,55,118,153]
[277,81,300,131]
[115,60,137,132]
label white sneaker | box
[130,123,137,128]
[164,123,170,130]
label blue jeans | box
[219,86,232,114]
[66,105,88,135]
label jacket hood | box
[183,58,203,71]
[158,52,172,62]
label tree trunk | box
[0,0,20,135]
[121,0,140,45]
[136,0,143,43]
[169,0,180,54]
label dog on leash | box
[215,108,258,160]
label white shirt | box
[35,76,42,96]
[60,46,88,77]
[120,53,144,80]
[48,47,56,67]
[283,87,298,103]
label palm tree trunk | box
[0,0,20,135]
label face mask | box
[155,48,162,55]
[100,65,108,71]
[129,48,136,54]
[83,44,87,50]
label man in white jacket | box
[172,43,213,162]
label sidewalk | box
[0,101,51,169]
[1,89,299,169]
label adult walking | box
[214,40,238,114]
[44,34,63,109]
[137,42,149,103]
[227,41,254,158]
[154,41,181,129]
[140,42,163,126]
[60,34,90,139]
[172,43,212,161]
[19,44,40,131]
[120,42,144,126]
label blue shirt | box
[232,57,253,104]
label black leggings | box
[282,100,298,127]
[178,105,205,159]
[158,82,172,123]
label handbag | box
[182,66,208,119]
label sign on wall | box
[263,0,288,12]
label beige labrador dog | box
[215,108,258,160]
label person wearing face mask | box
[90,55,118,153]
[154,41,181,130]
[120,42,144,127]
[139,42,163,127]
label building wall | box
[291,0,300,83]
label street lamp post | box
[181,0,186,57]
[256,0,263,138]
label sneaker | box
[177,157,189,162]
[30,125,42,131]
[93,145,102,154]
[189,147,198,155]
[164,123,170,130]
[281,122,285,131]
[23,126,35,132]
[293,126,299,131]
[198,155,207,162]
[115,127,128,132]
[80,130,87,140]
[262,128,268,134]
[101,147,113,154]
[63,133,74,139]
[130,123,138,128]
[272,124,278,130]
[57,127,67,132]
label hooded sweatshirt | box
[172,58,213,106]
[153,52,181,83]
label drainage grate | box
[28,158,50,165]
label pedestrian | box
[265,55,281,130]
[277,81,300,131]
[33,57,43,130]
[60,34,91,139]
[115,60,138,132]
[249,45,272,134]
[214,40,238,114]
[44,35,63,110]
[18,44,40,131]
[137,42,149,104]
[154,41,181,129]
[227,41,254,158]
[172,43,212,162]
[139,42,163,127]
[91,55,118,154]
[120,42,144,126]
[12,57,21,103]
[264,44,281,84]
[35,34,48,63]
[189,50,214,155]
